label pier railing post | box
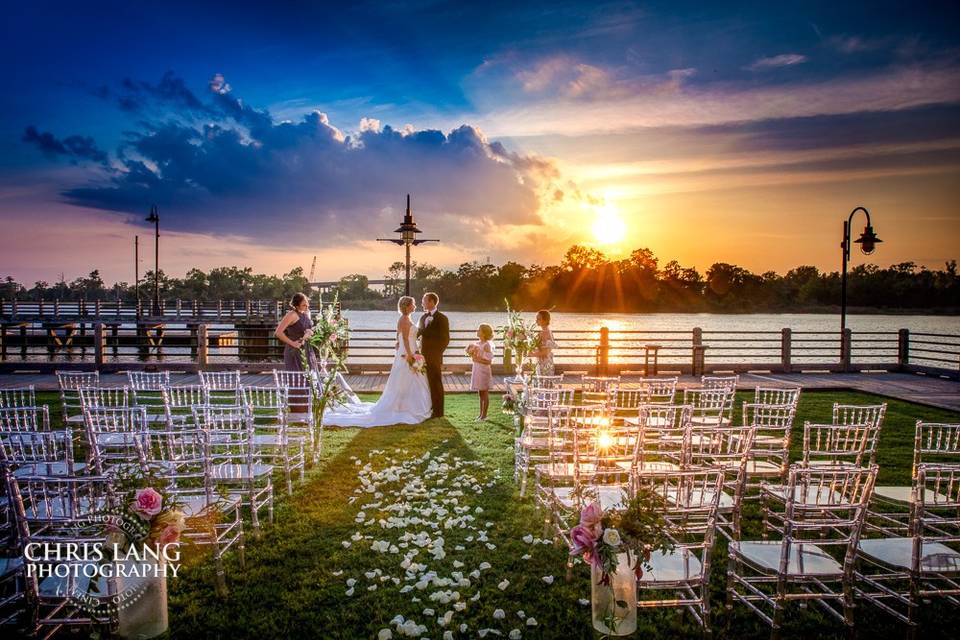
[898,329,910,371]
[196,323,208,369]
[94,322,105,368]
[597,326,610,375]
[781,328,792,373]
[692,327,703,376]
[841,328,853,372]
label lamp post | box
[145,205,160,316]
[377,195,439,296]
[840,206,882,337]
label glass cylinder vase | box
[116,558,169,640]
[591,553,637,636]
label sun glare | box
[591,203,627,246]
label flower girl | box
[466,323,495,421]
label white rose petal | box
[525,618,537,627]
[378,630,393,640]
[509,630,522,640]
[542,576,554,584]
[522,534,534,544]
[493,609,505,619]
[498,579,510,591]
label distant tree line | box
[2,246,958,313]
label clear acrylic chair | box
[199,370,242,405]
[740,402,797,494]
[833,402,886,466]
[637,376,678,405]
[127,371,171,426]
[242,385,303,495]
[759,422,872,525]
[535,404,610,544]
[869,421,960,535]
[0,430,78,478]
[56,370,100,428]
[727,464,878,639]
[802,421,873,468]
[0,406,51,433]
[529,374,564,389]
[688,424,757,540]
[82,406,150,475]
[162,384,211,428]
[140,427,245,594]
[0,386,36,408]
[634,468,725,634]
[754,386,800,407]
[194,406,274,534]
[683,388,733,428]
[856,462,960,637]
[78,386,130,410]
[701,374,739,391]
[581,376,620,394]
[5,472,116,636]
[633,404,694,474]
[271,370,318,462]
[515,387,568,496]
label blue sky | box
[1,0,958,282]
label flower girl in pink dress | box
[467,323,495,421]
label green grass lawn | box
[34,391,960,638]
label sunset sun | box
[591,204,628,246]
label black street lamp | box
[377,195,439,296]
[145,205,160,316]
[840,206,882,337]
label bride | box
[323,296,432,427]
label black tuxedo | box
[417,309,450,418]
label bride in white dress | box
[323,296,432,427]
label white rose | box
[602,528,622,547]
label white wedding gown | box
[323,322,432,427]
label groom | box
[417,292,450,418]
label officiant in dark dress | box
[417,292,450,418]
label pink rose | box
[157,524,181,546]
[569,524,597,557]
[131,488,163,519]
[579,501,603,536]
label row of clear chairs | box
[522,381,956,637]
[0,401,279,635]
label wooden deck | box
[1,371,957,412]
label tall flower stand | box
[591,553,637,636]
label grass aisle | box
[165,391,960,639]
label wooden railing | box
[0,317,956,379]
[1,299,287,321]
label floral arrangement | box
[409,353,427,375]
[569,488,674,583]
[301,293,352,462]
[497,300,541,377]
[111,469,186,550]
[306,294,351,366]
[130,487,187,548]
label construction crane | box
[308,255,317,282]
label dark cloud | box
[94,71,216,116]
[22,126,108,163]
[40,73,564,247]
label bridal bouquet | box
[497,300,541,376]
[409,353,427,375]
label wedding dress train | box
[322,322,432,427]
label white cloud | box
[746,53,808,71]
